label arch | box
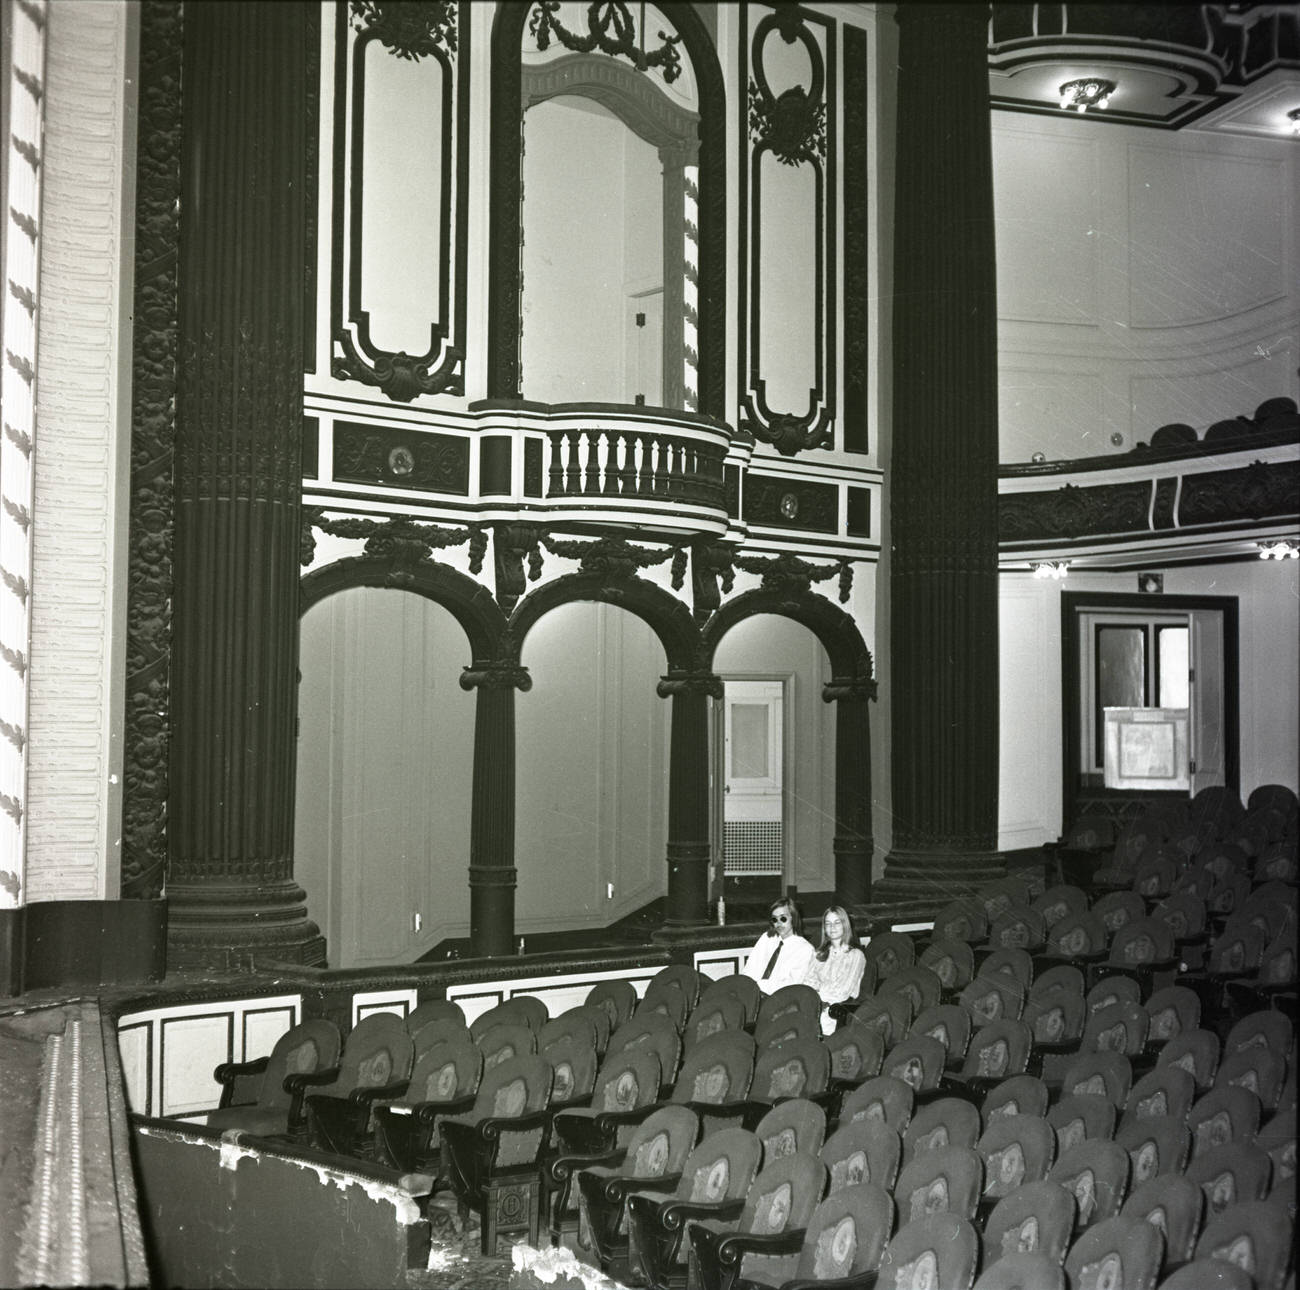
[702,588,875,690]
[300,556,509,665]
[487,0,727,414]
[509,573,702,675]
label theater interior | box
[0,2,1296,1287]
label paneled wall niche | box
[330,0,470,401]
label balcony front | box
[302,398,735,539]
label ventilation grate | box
[723,821,783,875]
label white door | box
[721,680,785,879]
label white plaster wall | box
[516,601,670,934]
[294,588,476,968]
[993,113,1300,464]
[26,4,135,900]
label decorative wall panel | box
[739,3,837,456]
[333,421,470,493]
[331,0,469,400]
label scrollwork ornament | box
[529,0,682,83]
[751,411,832,457]
[747,78,826,167]
[350,0,458,59]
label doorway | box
[1062,592,1238,823]
[713,678,788,906]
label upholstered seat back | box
[840,1075,914,1133]
[1046,1139,1131,1228]
[825,1019,884,1084]
[754,1097,826,1160]
[791,1183,894,1284]
[1063,1215,1164,1290]
[752,1039,829,1103]
[984,1179,1076,1267]
[977,1115,1055,1200]
[902,1097,981,1168]
[1116,1115,1192,1186]
[910,1003,972,1064]
[820,1118,902,1193]
[894,1144,983,1224]
[875,1211,979,1290]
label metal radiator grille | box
[723,821,783,875]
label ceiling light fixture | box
[1032,561,1070,580]
[1059,78,1116,113]
[1288,108,1300,136]
[1258,539,1299,560]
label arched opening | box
[515,600,669,939]
[294,587,476,968]
[712,614,836,911]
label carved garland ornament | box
[301,509,486,574]
[528,0,682,84]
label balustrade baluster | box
[547,432,565,497]
[565,430,581,494]
[583,431,601,495]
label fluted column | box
[461,663,529,958]
[657,671,722,928]
[827,679,875,907]
[880,3,1003,902]
[165,0,324,969]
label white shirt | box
[741,931,815,994]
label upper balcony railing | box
[301,397,737,538]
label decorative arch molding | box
[701,588,876,695]
[299,555,508,665]
[508,571,702,675]
[487,0,727,415]
[521,52,698,151]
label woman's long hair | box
[766,898,803,939]
[814,905,860,961]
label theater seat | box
[982,1178,1076,1269]
[1064,1214,1163,1290]
[729,1181,894,1290]
[440,1052,555,1255]
[567,1104,699,1266]
[1194,1197,1294,1290]
[204,1018,342,1137]
[972,1251,1065,1290]
[687,1152,826,1290]
[1121,1174,1205,1273]
[625,1126,762,1290]
[819,1118,901,1194]
[873,1211,979,1290]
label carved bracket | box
[823,675,877,703]
[492,523,543,613]
[691,541,738,620]
[332,333,464,404]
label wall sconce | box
[1258,539,1299,560]
[1059,78,1116,113]
[1032,561,1070,580]
[1289,108,1300,136]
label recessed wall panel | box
[1128,145,1286,327]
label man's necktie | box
[761,941,782,980]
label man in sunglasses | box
[740,898,814,995]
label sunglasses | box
[770,913,791,924]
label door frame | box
[1061,591,1239,822]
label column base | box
[165,879,326,972]
[864,847,1007,923]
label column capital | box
[460,663,531,692]
[657,671,724,700]
[823,676,877,703]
